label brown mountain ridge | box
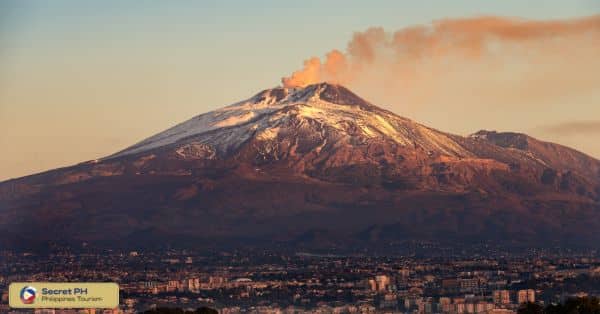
[1,83,599,251]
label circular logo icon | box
[20,286,36,304]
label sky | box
[1,0,599,181]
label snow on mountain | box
[111,83,472,159]
[3,83,600,251]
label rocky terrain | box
[1,83,599,251]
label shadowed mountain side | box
[1,83,599,251]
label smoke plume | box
[282,15,600,90]
[282,15,600,158]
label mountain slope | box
[1,83,599,251]
[112,83,473,160]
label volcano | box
[1,83,599,251]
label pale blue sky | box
[1,1,599,180]
[2,1,599,95]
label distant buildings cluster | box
[1,249,599,313]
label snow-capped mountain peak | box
[4,83,600,251]
[111,83,471,159]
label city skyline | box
[2,3,600,313]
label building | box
[459,278,479,292]
[370,275,391,292]
[368,279,377,291]
[517,289,535,304]
[187,278,200,291]
[376,275,391,291]
[439,297,453,313]
[476,302,494,313]
[493,290,511,305]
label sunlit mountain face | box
[1,83,599,252]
